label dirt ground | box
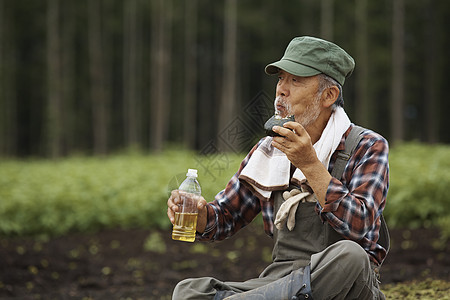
[0,223,449,300]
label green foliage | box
[0,142,449,238]
[437,216,450,240]
[0,150,242,238]
[382,278,450,299]
[143,232,166,254]
[385,142,450,232]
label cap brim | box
[265,59,321,77]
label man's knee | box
[337,240,367,257]
[172,277,219,300]
[332,240,371,273]
[313,240,370,275]
[173,278,206,299]
[173,278,191,298]
[311,241,375,299]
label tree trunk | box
[355,0,370,127]
[124,0,141,148]
[391,0,405,144]
[150,0,172,151]
[46,0,63,158]
[183,0,198,149]
[424,0,438,143]
[320,0,334,40]
[300,0,316,35]
[197,24,215,151]
[61,0,76,155]
[88,0,108,155]
[0,0,3,154]
[0,0,14,155]
[217,0,238,152]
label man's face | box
[275,70,322,128]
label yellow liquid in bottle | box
[172,212,198,242]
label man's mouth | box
[274,96,290,117]
[276,104,286,115]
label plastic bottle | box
[171,169,202,242]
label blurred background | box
[1,1,450,298]
[1,0,449,158]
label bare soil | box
[0,223,448,299]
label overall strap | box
[330,125,390,256]
[330,125,365,180]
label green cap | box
[265,36,355,86]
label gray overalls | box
[172,190,384,300]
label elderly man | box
[167,36,389,300]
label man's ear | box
[322,86,340,108]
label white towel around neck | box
[239,106,351,201]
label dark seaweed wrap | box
[264,115,295,137]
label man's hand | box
[167,190,208,234]
[271,121,318,170]
[271,122,332,207]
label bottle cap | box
[186,169,198,178]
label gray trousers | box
[172,240,384,300]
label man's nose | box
[276,81,289,97]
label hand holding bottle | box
[167,189,207,234]
[168,169,207,242]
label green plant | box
[0,149,243,238]
[143,232,166,254]
[382,278,450,299]
[0,142,449,238]
[384,142,450,233]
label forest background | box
[1,0,449,158]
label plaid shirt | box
[198,125,389,265]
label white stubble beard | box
[274,94,322,128]
[298,93,321,128]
